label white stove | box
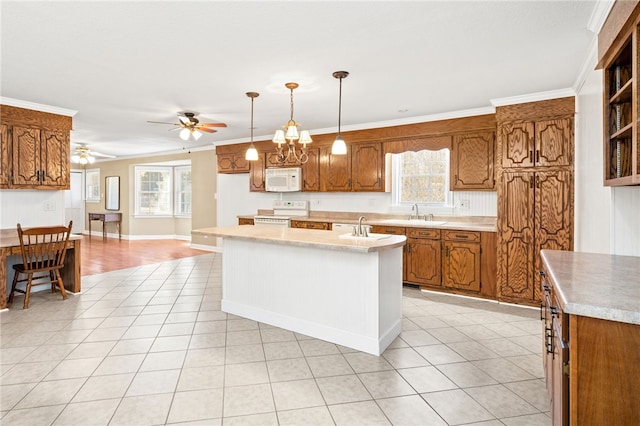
[253,200,309,227]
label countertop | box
[239,212,497,233]
[192,226,407,254]
[541,250,640,325]
[0,228,82,248]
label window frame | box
[392,149,452,207]
[85,168,100,203]
[174,165,192,217]
[134,166,174,217]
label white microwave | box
[265,167,302,192]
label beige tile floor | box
[0,253,551,425]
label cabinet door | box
[218,153,249,173]
[498,171,535,301]
[0,124,11,188]
[406,238,441,286]
[41,129,69,188]
[302,147,320,191]
[442,241,481,292]
[451,131,495,190]
[266,150,301,168]
[352,142,383,191]
[499,121,535,168]
[249,154,266,192]
[291,220,330,230]
[320,147,351,191]
[11,125,41,186]
[534,117,573,168]
[533,170,573,301]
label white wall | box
[575,47,640,256]
[216,173,497,228]
[0,190,65,228]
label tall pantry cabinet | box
[496,98,575,304]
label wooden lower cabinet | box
[290,220,331,230]
[540,261,640,426]
[366,225,497,297]
[406,229,442,287]
[442,233,481,292]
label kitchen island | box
[540,250,640,425]
[192,226,406,355]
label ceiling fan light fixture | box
[331,70,349,156]
[245,92,260,161]
[179,128,191,141]
[192,129,202,140]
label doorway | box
[65,170,84,234]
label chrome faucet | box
[410,203,424,220]
[427,213,434,222]
[357,215,368,237]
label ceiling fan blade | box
[147,120,179,125]
[91,151,116,158]
[198,127,217,134]
[168,127,182,132]
[200,122,227,128]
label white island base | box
[219,232,404,356]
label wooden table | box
[88,212,122,240]
[0,228,82,310]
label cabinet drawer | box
[238,218,254,225]
[370,225,405,235]
[406,228,440,239]
[443,230,480,242]
[291,220,330,230]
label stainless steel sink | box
[339,233,391,240]
[380,219,448,226]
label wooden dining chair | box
[9,221,73,309]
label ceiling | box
[1,1,603,160]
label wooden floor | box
[80,236,209,276]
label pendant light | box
[331,71,349,155]
[245,92,259,161]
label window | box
[135,167,173,215]
[393,149,450,206]
[85,169,100,202]
[174,166,192,216]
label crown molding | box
[0,97,77,116]
[588,0,615,34]
[490,88,576,107]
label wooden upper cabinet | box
[499,118,573,169]
[320,146,352,191]
[12,126,41,186]
[499,121,535,168]
[301,147,320,191]
[249,154,266,192]
[217,152,250,173]
[352,142,383,191]
[0,124,11,188]
[451,131,495,190]
[266,150,300,168]
[535,118,573,168]
[1,105,72,190]
[40,130,69,187]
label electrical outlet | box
[43,201,56,211]
[459,199,470,210]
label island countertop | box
[541,249,640,325]
[192,226,406,253]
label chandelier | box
[273,82,312,164]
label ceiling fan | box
[71,144,116,164]
[147,112,227,141]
